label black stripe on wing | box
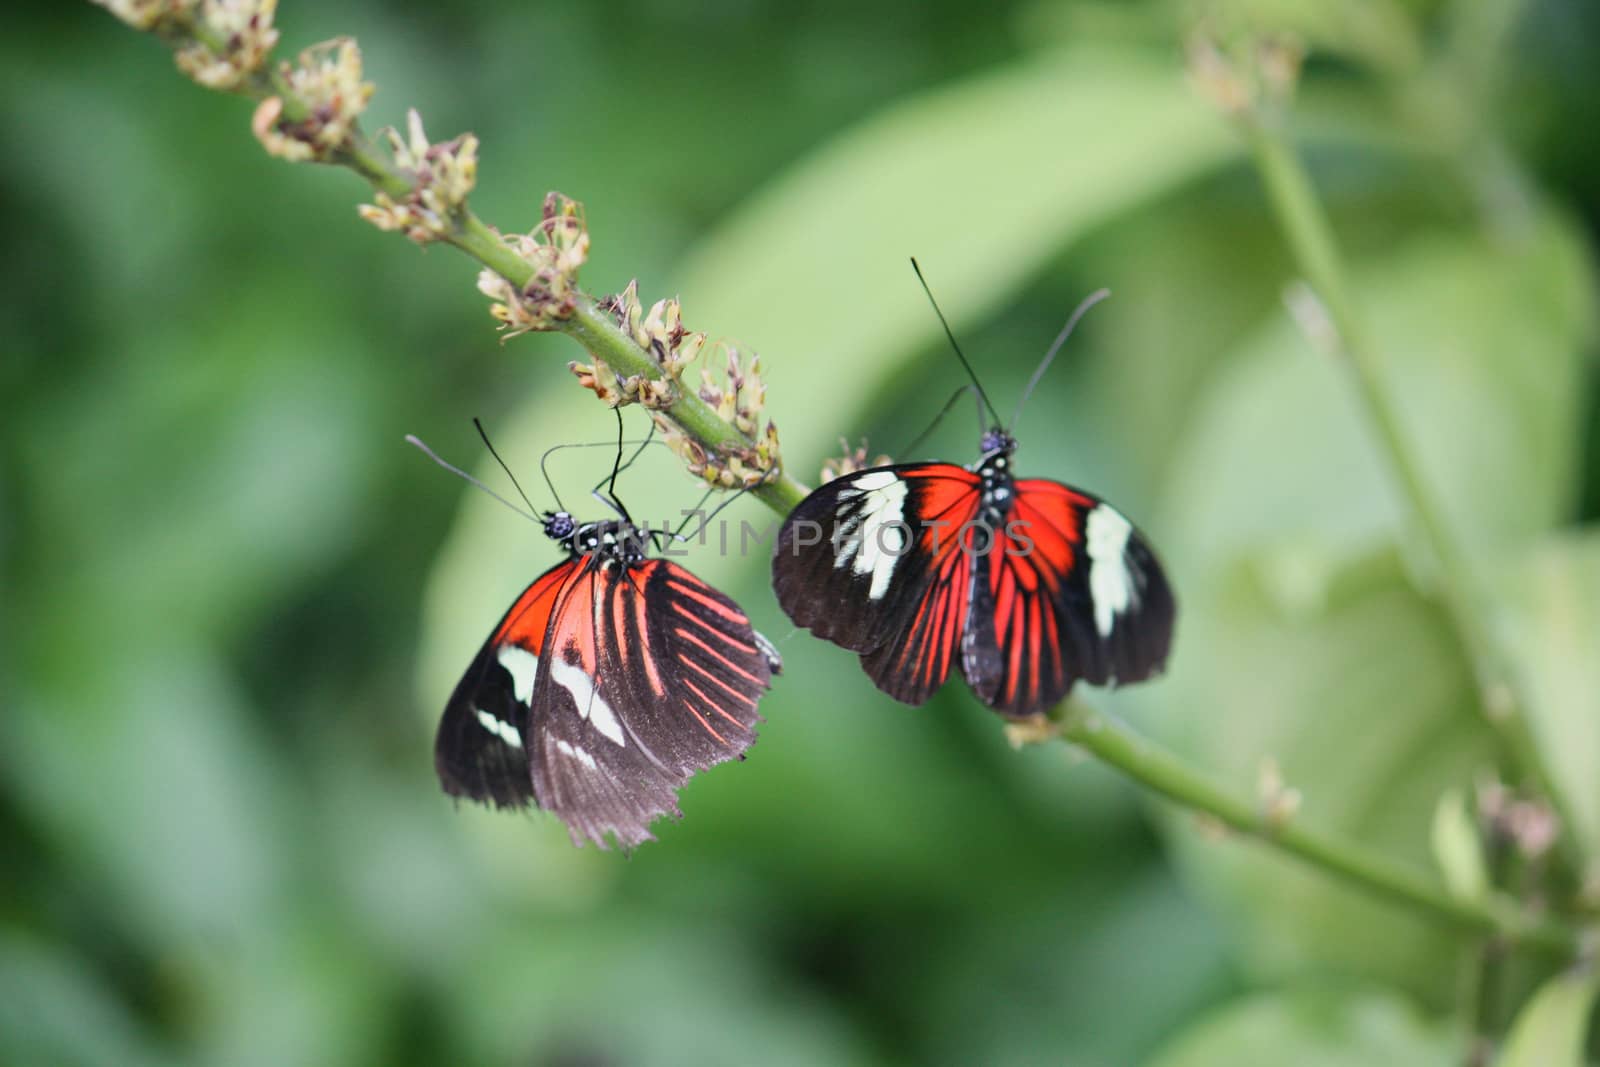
[525,558,777,850]
[624,560,774,772]
[524,563,686,849]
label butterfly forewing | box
[773,464,981,703]
[434,563,570,809]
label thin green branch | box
[1242,118,1586,880]
[102,2,1589,962]
[446,214,809,513]
[1050,702,1577,958]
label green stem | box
[1051,703,1577,958]
[447,215,810,514]
[1243,118,1585,879]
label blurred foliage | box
[4,0,1599,1064]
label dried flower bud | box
[1478,780,1560,861]
[821,438,892,483]
[1185,32,1251,119]
[604,280,643,342]
[476,193,589,337]
[1003,714,1058,748]
[175,0,279,91]
[93,0,198,31]
[1187,29,1305,122]
[1257,35,1305,107]
[1257,756,1302,830]
[252,38,372,161]
[358,109,479,243]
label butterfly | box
[416,431,781,849]
[770,265,1173,718]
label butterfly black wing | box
[434,561,572,808]
[963,479,1174,716]
[773,463,983,705]
[525,557,778,849]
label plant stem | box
[445,214,810,514]
[1242,118,1585,879]
[1051,703,1577,958]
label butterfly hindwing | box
[621,559,773,768]
[523,556,777,849]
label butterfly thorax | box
[546,515,649,568]
[975,431,1017,525]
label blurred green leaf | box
[1153,214,1596,999]
[1498,968,1600,1067]
[1431,788,1488,903]
[675,42,1237,472]
[1497,533,1600,855]
[0,933,173,1067]
[1161,213,1595,576]
[1159,550,1492,999]
[1145,988,1458,1067]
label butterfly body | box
[773,430,1172,718]
[437,509,780,849]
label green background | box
[4,1,1599,1064]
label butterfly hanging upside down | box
[770,264,1175,719]
[421,432,782,851]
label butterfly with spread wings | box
[419,432,780,850]
[771,266,1173,718]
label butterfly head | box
[978,428,1016,461]
[542,510,578,547]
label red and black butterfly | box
[771,265,1173,718]
[417,430,781,849]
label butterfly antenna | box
[473,418,545,514]
[405,434,541,523]
[604,417,656,490]
[1009,287,1111,432]
[910,257,1002,428]
[540,435,664,517]
[673,483,754,543]
[595,408,634,525]
[899,384,976,459]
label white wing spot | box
[1085,504,1137,638]
[853,471,899,492]
[554,738,597,770]
[834,474,909,600]
[551,658,626,746]
[497,645,540,705]
[474,709,523,749]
